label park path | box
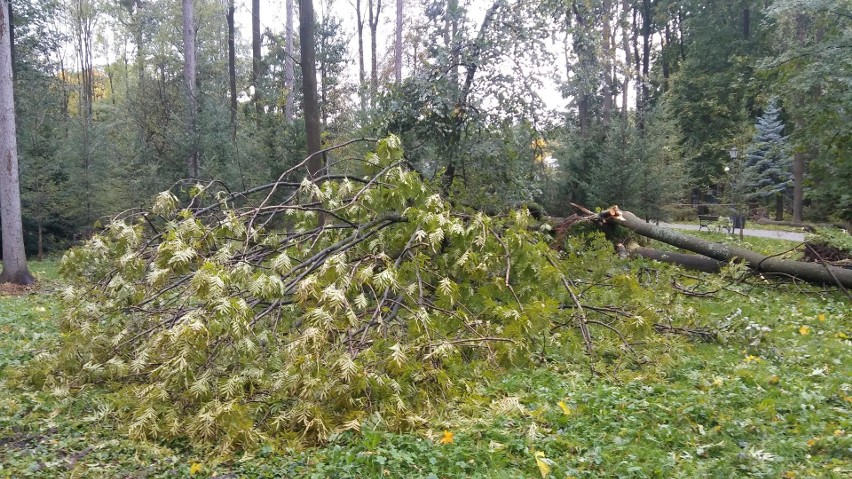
[658,222,806,243]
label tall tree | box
[368,0,380,103]
[284,0,295,122]
[0,0,34,284]
[69,0,97,225]
[316,5,348,129]
[252,0,261,115]
[227,0,237,138]
[183,0,198,177]
[300,0,322,177]
[744,99,790,220]
[355,0,365,111]
[394,0,402,82]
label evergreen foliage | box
[743,98,790,200]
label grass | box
[1,255,849,478]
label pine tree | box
[744,98,790,220]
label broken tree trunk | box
[597,206,852,289]
[622,243,725,273]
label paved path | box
[658,222,806,242]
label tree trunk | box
[0,0,34,285]
[792,14,808,223]
[368,0,381,104]
[625,244,723,273]
[571,0,591,135]
[620,0,630,114]
[638,0,651,129]
[448,0,458,88]
[356,0,365,112]
[661,21,670,91]
[601,0,612,126]
[227,0,237,139]
[394,0,402,83]
[775,193,783,221]
[252,0,261,116]
[300,0,322,178]
[600,207,852,288]
[284,0,295,122]
[183,0,198,178]
[441,0,502,193]
[632,6,641,115]
[37,222,43,261]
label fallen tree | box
[585,206,852,290]
[27,138,849,454]
[37,137,670,452]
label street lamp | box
[727,145,744,238]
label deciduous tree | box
[0,0,34,284]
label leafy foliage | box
[33,137,602,452]
[3,257,849,477]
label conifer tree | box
[744,98,790,220]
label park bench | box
[698,214,731,233]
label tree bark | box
[252,0,261,116]
[601,0,613,126]
[368,0,381,104]
[792,13,809,223]
[284,0,295,122]
[600,207,852,288]
[620,0,630,114]
[0,0,34,284]
[299,0,322,178]
[183,0,198,178]
[394,0,402,83]
[625,244,724,273]
[638,0,651,129]
[227,0,237,139]
[355,0,365,112]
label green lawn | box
[1,257,849,478]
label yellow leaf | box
[557,401,572,415]
[440,430,454,444]
[534,451,551,478]
[190,463,203,475]
[818,313,825,322]
[799,325,810,335]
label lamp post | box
[728,146,744,239]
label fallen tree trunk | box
[597,206,852,289]
[623,243,724,273]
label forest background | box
[3,0,851,259]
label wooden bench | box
[698,215,731,233]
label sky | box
[233,0,569,111]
